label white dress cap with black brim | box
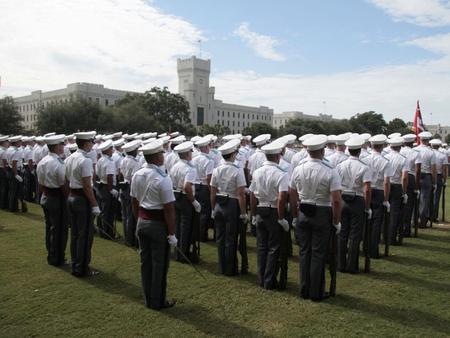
[44,132,56,137]
[195,135,213,147]
[345,136,365,150]
[276,134,296,145]
[113,132,123,138]
[9,135,23,143]
[369,134,387,145]
[0,135,9,142]
[174,141,194,154]
[45,134,66,145]
[170,135,186,145]
[160,135,171,145]
[418,131,432,139]
[261,142,284,155]
[122,140,142,153]
[402,134,416,143]
[303,134,328,151]
[335,134,350,145]
[218,139,241,155]
[113,138,125,148]
[389,137,404,147]
[298,133,313,142]
[430,139,442,146]
[388,132,401,139]
[139,139,164,155]
[75,131,96,140]
[253,134,271,146]
[98,140,114,152]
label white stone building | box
[273,111,336,129]
[426,124,450,141]
[14,82,132,131]
[177,56,273,133]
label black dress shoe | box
[311,292,331,302]
[154,299,176,310]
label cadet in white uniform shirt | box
[384,137,408,245]
[289,134,342,301]
[165,135,185,174]
[248,134,271,178]
[210,139,247,276]
[119,140,142,247]
[291,134,313,169]
[6,136,26,212]
[170,141,201,263]
[0,136,9,209]
[365,134,393,258]
[65,131,101,277]
[430,139,448,221]
[192,135,215,242]
[326,134,349,168]
[400,134,422,236]
[324,135,337,158]
[96,140,119,240]
[37,135,68,266]
[249,141,289,290]
[130,139,177,310]
[336,136,372,273]
[416,132,437,228]
[22,137,35,202]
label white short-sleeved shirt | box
[385,150,408,185]
[23,145,34,164]
[249,161,289,205]
[120,155,141,183]
[169,159,197,192]
[434,149,448,174]
[291,148,308,169]
[0,146,6,168]
[336,156,372,196]
[248,149,267,175]
[211,161,247,199]
[7,147,23,169]
[192,152,214,185]
[284,147,297,163]
[65,150,94,189]
[209,148,223,168]
[400,146,422,176]
[326,151,349,168]
[290,158,342,207]
[365,152,393,190]
[278,158,293,178]
[234,147,249,169]
[33,145,48,165]
[165,151,180,174]
[111,151,123,175]
[96,155,116,185]
[416,144,436,174]
[324,148,335,158]
[37,153,65,188]
[130,163,175,210]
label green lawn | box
[1,185,450,337]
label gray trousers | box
[175,195,194,262]
[338,195,364,273]
[121,184,137,247]
[68,194,94,276]
[136,219,170,309]
[195,184,211,241]
[403,174,416,235]
[419,174,432,227]
[214,198,239,276]
[389,184,403,245]
[97,184,115,239]
[42,192,68,266]
[256,207,281,289]
[297,206,331,300]
[8,169,24,212]
[433,174,443,220]
[370,189,384,258]
[0,168,8,209]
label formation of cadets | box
[0,129,448,309]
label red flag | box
[413,100,425,144]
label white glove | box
[15,174,23,183]
[333,222,342,235]
[239,214,248,223]
[292,218,298,226]
[433,184,437,190]
[251,214,262,226]
[414,189,420,195]
[244,187,251,195]
[211,210,216,219]
[444,182,447,187]
[192,200,201,213]
[402,194,408,205]
[383,201,390,213]
[365,209,372,220]
[40,194,47,206]
[110,189,119,198]
[278,219,290,232]
[168,234,178,247]
[91,206,101,216]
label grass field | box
[1,185,450,337]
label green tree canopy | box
[198,124,230,137]
[242,122,278,138]
[445,134,450,144]
[280,119,352,136]
[385,118,411,136]
[0,96,23,135]
[349,111,387,134]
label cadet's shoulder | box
[321,160,334,169]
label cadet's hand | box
[40,194,47,206]
[433,184,437,190]
[211,210,216,219]
[292,217,298,227]
[402,194,408,205]
[15,174,23,183]
[251,216,258,226]
[239,214,248,223]
[333,222,342,235]
[168,234,178,247]
[110,189,119,198]
[91,206,101,216]
[244,187,251,195]
[414,189,420,195]
[365,209,372,220]
[383,201,390,213]
[192,200,201,213]
[444,182,447,187]
[278,219,290,232]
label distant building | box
[177,56,273,134]
[273,111,336,129]
[14,82,133,131]
[425,124,450,141]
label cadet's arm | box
[277,191,287,220]
[163,202,176,236]
[363,182,371,209]
[12,160,18,176]
[184,182,195,203]
[383,177,390,202]
[107,174,114,192]
[250,192,257,217]
[289,187,299,219]
[82,176,98,207]
[402,170,408,194]
[431,164,437,185]
[131,197,139,219]
[331,190,342,225]
[415,163,421,189]
[237,186,246,215]
[210,186,217,211]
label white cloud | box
[0,0,203,96]
[369,0,450,27]
[233,22,285,61]
[212,33,450,124]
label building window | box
[221,120,224,126]
[238,121,240,127]
[252,114,254,120]
[197,107,204,126]
[95,98,100,104]
[238,112,240,118]
[105,99,109,106]
[88,97,92,102]
[228,111,230,117]
[233,112,235,118]
[257,115,259,120]
[232,121,235,127]
[222,111,224,117]
[227,121,230,126]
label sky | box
[1,0,450,124]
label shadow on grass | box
[387,254,450,270]
[416,232,450,243]
[424,226,450,233]
[403,242,450,254]
[331,293,450,334]
[16,211,45,223]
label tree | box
[433,133,442,140]
[37,98,108,134]
[279,118,352,137]
[446,134,450,144]
[385,118,411,136]
[0,96,23,135]
[198,124,230,136]
[349,111,387,134]
[242,122,278,138]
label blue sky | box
[1,0,450,124]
